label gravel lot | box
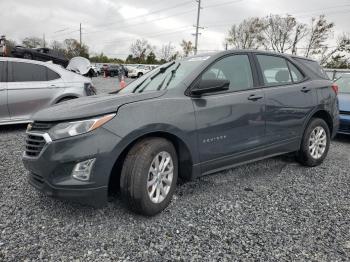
[1,77,350,261]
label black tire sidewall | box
[300,118,330,166]
[122,139,178,216]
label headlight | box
[49,114,115,140]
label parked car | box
[0,57,96,125]
[11,46,69,67]
[128,64,153,78]
[335,73,350,134]
[22,50,338,216]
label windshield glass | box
[118,57,209,94]
[336,76,350,93]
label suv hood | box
[339,93,350,112]
[33,91,165,122]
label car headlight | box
[49,114,115,140]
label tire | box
[297,118,330,167]
[137,72,143,78]
[23,53,32,59]
[120,138,178,216]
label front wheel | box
[120,138,178,216]
[297,118,330,167]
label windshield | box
[336,76,350,93]
[118,58,208,94]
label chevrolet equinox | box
[22,50,339,216]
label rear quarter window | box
[294,58,328,79]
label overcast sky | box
[1,0,349,59]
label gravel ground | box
[1,78,350,261]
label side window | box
[257,55,292,86]
[47,68,60,81]
[9,62,47,82]
[201,55,254,92]
[0,61,5,82]
[288,62,304,82]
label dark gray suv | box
[22,50,339,216]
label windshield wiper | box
[131,61,176,93]
[157,62,181,91]
[151,61,175,80]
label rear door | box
[7,61,64,121]
[193,54,266,174]
[255,54,315,151]
[0,61,10,122]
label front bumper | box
[338,114,350,134]
[22,127,122,207]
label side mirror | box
[191,79,230,96]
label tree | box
[262,15,307,53]
[319,34,350,66]
[180,40,194,57]
[22,37,44,48]
[130,39,152,63]
[226,17,265,49]
[159,42,175,62]
[304,15,334,58]
[146,51,157,64]
[63,39,89,59]
[4,39,17,56]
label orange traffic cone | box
[120,75,126,89]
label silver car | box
[0,57,95,125]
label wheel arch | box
[309,109,334,135]
[108,131,194,195]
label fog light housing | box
[72,159,96,181]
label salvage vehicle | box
[11,46,69,67]
[22,50,339,216]
[335,73,350,134]
[0,57,96,125]
[128,64,153,78]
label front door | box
[0,61,9,123]
[193,54,266,174]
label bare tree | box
[226,17,265,49]
[130,39,152,62]
[63,39,89,59]
[291,23,308,55]
[304,15,334,58]
[180,40,194,57]
[22,37,44,48]
[262,15,303,53]
[159,42,175,62]
[319,34,350,66]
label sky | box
[1,0,349,59]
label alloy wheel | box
[308,126,327,159]
[147,151,174,204]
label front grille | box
[25,134,46,157]
[340,110,350,116]
[29,122,55,132]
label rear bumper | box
[338,114,350,134]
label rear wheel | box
[297,118,330,167]
[137,72,143,78]
[120,138,178,216]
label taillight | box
[331,83,339,95]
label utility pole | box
[79,23,82,47]
[43,33,45,48]
[193,0,203,55]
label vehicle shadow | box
[334,134,350,143]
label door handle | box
[301,87,311,93]
[49,85,57,88]
[247,94,263,101]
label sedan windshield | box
[336,76,350,93]
[118,57,209,94]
